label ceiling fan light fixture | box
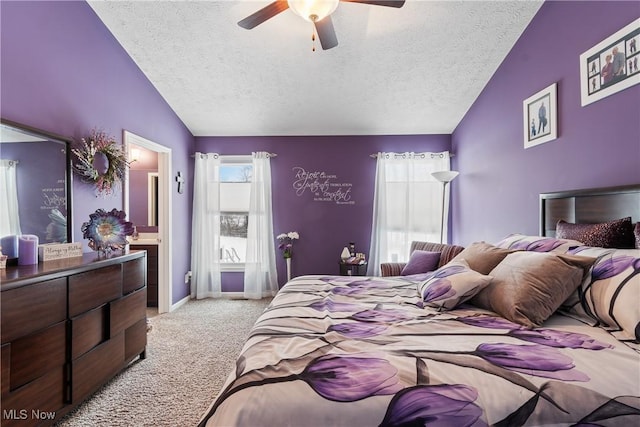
[288,0,339,22]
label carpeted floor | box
[56,298,271,427]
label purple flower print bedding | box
[199,275,640,426]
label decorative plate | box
[82,208,134,253]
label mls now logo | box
[3,409,56,420]
[3,409,27,420]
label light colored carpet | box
[56,298,271,427]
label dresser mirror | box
[0,118,73,244]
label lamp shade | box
[288,0,339,22]
[431,170,459,183]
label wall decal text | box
[292,166,354,205]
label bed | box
[199,185,640,427]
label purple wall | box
[195,134,451,290]
[1,1,195,304]
[452,1,640,245]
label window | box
[367,152,451,276]
[382,160,439,262]
[219,157,252,269]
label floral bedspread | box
[199,275,640,426]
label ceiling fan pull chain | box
[311,26,317,52]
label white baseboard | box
[219,292,247,299]
[169,295,190,312]
[169,292,258,311]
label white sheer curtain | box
[244,152,278,299]
[0,159,22,237]
[190,153,222,299]
[367,152,451,276]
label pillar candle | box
[1,235,19,258]
[18,235,39,266]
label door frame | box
[124,130,172,313]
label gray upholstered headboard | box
[539,184,640,237]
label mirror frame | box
[0,118,74,244]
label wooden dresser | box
[1,251,147,426]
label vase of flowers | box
[277,231,299,281]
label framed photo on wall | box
[523,82,557,149]
[580,18,640,106]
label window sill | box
[221,263,245,272]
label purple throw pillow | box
[401,250,441,276]
[556,217,634,249]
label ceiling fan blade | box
[238,0,290,29]
[340,0,406,7]
[314,16,338,50]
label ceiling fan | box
[238,0,406,50]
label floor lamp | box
[431,171,459,244]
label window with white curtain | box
[191,152,277,300]
[0,159,22,237]
[219,157,252,269]
[367,152,451,276]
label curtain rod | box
[369,152,454,159]
[191,152,277,159]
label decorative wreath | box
[72,129,129,196]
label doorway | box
[124,131,172,314]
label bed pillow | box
[450,241,514,275]
[401,250,441,276]
[635,222,640,249]
[418,259,492,311]
[495,233,582,253]
[560,246,640,343]
[556,217,635,249]
[471,252,596,328]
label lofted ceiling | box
[88,0,543,137]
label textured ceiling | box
[88,0,543,136]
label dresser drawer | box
[69,264,122,317]
[125,318,147,362]
[7,321,66,392]
[123,257,146,294]
[1,278,66,344]
[1,367,66,427]
[110,287,146,336]
[71,305,108,360]
[1,344,9,396]
[71,332,124,404]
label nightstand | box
[339,262,368,276]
